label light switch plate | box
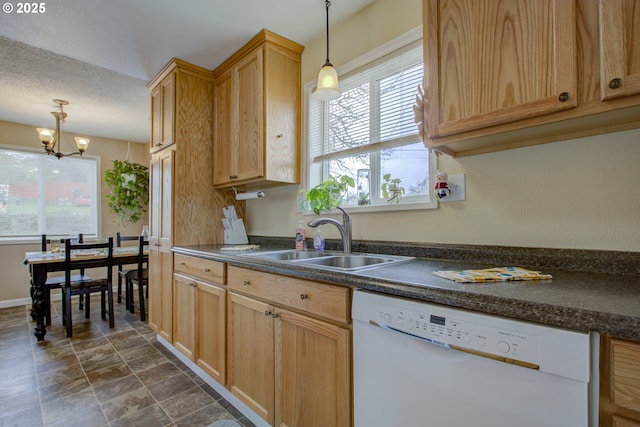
[439,174,465,202]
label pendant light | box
[314,0,341,100]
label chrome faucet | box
[307,207,352,254]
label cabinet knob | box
[300,293,308,300]
[204,268,211,272]
[243,280,251,286]
[179,262,185,266]
[272,313,279,319]
[276,134,284,139]
[229,174,238,180]
[264,310,271,316]
[609,78,623,89]
[189,282,196,288]
[558,92,570,102]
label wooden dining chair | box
[41,234,91,325]
[115,232,139,307]
[125,236,149,321]
[62,237,115,338]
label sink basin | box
[242,249,412,272]
[296,255,399,270]
[242,249,333,261]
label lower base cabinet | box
[226,266,352,427]
[600,336,640,427]
[173,255,227,385]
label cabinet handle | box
[609,78,622,89]
[204,268,211,272]
[276,134,284,139]
[300,293,308,300]
[264,310,271,316]
[557,92,570,102]
[189,282,196,287]
[272,313,279,319]
[242,280,251,286]
[229,174,238,180]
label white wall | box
[245,0,640,253]
[0,120,150,303]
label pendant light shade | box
[314,0,341,101]
[315,62,341,100]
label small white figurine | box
[434,170,451,199]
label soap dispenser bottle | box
[295,220,306,250]
[313,226,325,252]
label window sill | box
[303,200,437,215]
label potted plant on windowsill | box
[302,175,355,215]
[104,160,149,226]
[381,173,404,204]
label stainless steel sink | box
[296,255,400,270]
[242,249,412,271]
[242,249,333,261]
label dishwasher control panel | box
[375,301,540,365]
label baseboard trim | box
[156,335,270,427]
[0,297,32,309]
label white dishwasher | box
[352,290,598,427]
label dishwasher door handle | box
[368,320,539,370]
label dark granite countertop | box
[173,242,640,341]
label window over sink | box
[305,27,436,212]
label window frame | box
[303,26,437,214]
[0,143,102,245]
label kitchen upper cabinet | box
[422,0,640,157]
[599,0,640,100]
[226,266,352,426]
[600,335,640,427]
[213,29,304,189]
[147,58,240,340]
[150,72,174,153]
[425,0,577,138]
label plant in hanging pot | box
[104,160,149,226]
[302,175,355,215]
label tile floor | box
[0,295,255,427]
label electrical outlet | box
[440,174,465,202]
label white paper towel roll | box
[235,191,265,200]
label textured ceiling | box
[0,0,373,143]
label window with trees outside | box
[0,146,99,242]
[306,30,436,212]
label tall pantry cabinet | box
[147,58,240,339]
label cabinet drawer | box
[174,254,226,284]
[227,266,351,324]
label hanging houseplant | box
[104,159,149,226]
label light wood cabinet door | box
[173,273,196,360]
[599,0,640,100]
[235,47,264,182]
[150,72,175,153]
[213,69,235,186]
[275,308,351,427]
[425,0,577,138]
[600,336,640,427]
[148,150,174,341]
[195,281,226,385]
[227,292,275,425]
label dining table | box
[23,246,148,341]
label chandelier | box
[36,99,90,159]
